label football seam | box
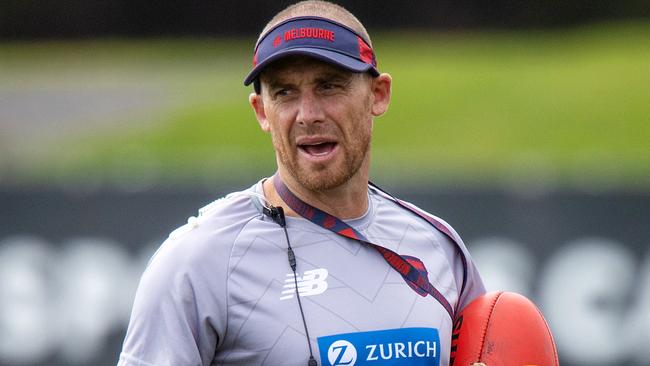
[477,291,503,361]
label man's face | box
[252,57,381,192]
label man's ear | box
[370,73,392,117]
[249,92,270,132]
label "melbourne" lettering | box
[284,27,335,42]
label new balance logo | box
[280,268,329,300]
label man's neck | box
[262,172,369,220]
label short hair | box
[258,1,372,47]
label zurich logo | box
[328,340,357,366]
[318,328,441,366]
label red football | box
[450,291,559,366]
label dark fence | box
[1,185,648,365]
[2,0,649,39]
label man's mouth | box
[298,142,338,156]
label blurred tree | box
[1,0,648,40]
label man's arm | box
[118,229,227,366]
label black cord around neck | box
[264,205,318,366]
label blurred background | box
[1,1,649,365]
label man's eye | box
[272,87,303,101]
[321,82,341,91]
[274,88,291,98]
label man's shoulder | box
[368,185,462,244]
[170,188,261,239]
[150,185,264,265]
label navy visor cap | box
[244,16,379,90]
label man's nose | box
[296,91,325,125]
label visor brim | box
[243,47,378,86]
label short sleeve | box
[118,228,229,366]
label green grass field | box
[4,21,649,189]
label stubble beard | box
[275,130,371,192]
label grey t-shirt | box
[118,181,484,366]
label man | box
[118,1,485,365]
